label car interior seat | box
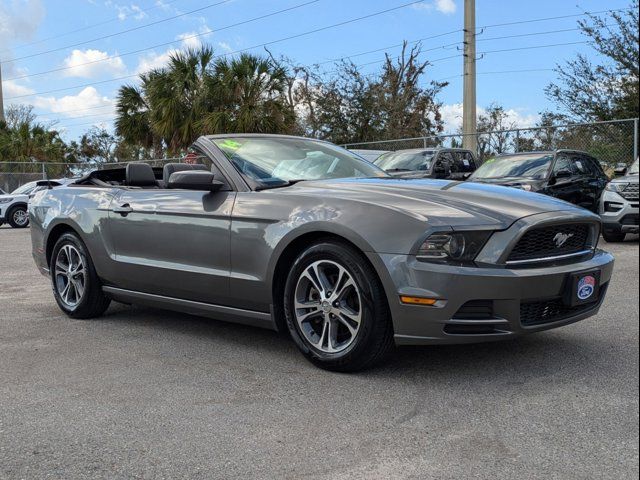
[126,163,159,188]
[162,163,209,186]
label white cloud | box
[135,49,175,74]
[434,0,456,14]
[33,87,114,118]
[412,0,457,15]
[1,80,35,98]
[134,26,213,74]
[217,41,233,53]
[0,0,45,47]
[104,1,147,20]
[440,103,539,134]
[62,49,127,78]
[176,25,213,49]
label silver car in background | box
[599,158,639,242]
[29,134,614,371]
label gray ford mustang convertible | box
[29,134,614,371]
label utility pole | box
[462,0,476,153]
[0,58,5,123]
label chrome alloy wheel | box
[13,208,28,227]
[54,245,86,308]
[294,260,362,353]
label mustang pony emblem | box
[553,232,574,248]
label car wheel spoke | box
[55,244,86,308]
[293,259,362,354]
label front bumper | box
[599,190,639,234]
[368,249,614,345]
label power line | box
[309,29,461,67]
[4,0,236,64]
[6,0,426,83]
[479,40,589,55]
[479,7,633,29]
[6,75,140,100]
[1,0,184,54]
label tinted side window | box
[438,152,454,169]
[571,154,591,175]
[453,152,476,173]
[553,155,576,175]
[583,155,605,177]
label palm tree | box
[114,45,295,156]
[115,71,163,158]
[201,53,295,134]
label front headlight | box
[417,231,493,264]
[605,182,629,193]
[0,197,13,204]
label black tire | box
[283,241,394,372]
[7,204,29,228]
[603,231,626,243]
[50,232,111,319]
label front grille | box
[620,183,639,201]
[453,300,494,320]
[520,284,607,326]
[621,214,639,226]
[507,224,590,264]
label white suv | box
[0,179,70,228]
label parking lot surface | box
[0,226,638,479]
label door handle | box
[112,203,133,216]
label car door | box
[433,152,453,179]
[450,151,476,180]
[544,153,584,206]
[106,167,236,306]
[579,154,608,212]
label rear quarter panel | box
[29,187,119,281]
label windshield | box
[375,151,436,171]
[471,153,553,180]
[11,182,37,195]
[629,159,639,175]
[212,136,388,188]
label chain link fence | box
[1,119,638,192]
[343,118,639,168]
[0,158,184,193]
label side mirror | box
[167,171,223,192]
[614,166,628,177]
[462,172,472,180]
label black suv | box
[374,148,477,181]
[468,150,608,213]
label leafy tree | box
[74,127,118,163]
[545,2,639,121]
[475,104,516,161]
[290,42,446,144]
[115,46,294,156]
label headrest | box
[162,163,209,185]
[126,163,157,186]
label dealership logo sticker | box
[577,275,596,300]
[553,232,574,248]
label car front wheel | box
[7,205,29,228]
[283,241,394,372]
[50,233,111,319]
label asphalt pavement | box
[0,226,638,479]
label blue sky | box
[0,0,631,141]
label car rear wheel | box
[7,205,29,228]
[50,233,111,319]
[283,241,394,372]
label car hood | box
[610,174,639,184]
[281,177,584,228]
[468,176,546,188]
